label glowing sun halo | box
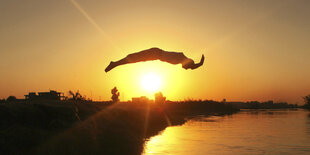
[141,73,162,92]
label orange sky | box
[0,0,310,104]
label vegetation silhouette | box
[303,94,310,109]
[68,90,85,101]
[111,87,120,103]
[105,47,205,72]
[228,100,298,109]
[0,95,238,154]
[0,89,303,154]
[6,96,17,102]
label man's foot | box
[105,61,116,72]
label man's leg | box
[105,48,163,72]
[105,58,129,72]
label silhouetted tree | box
[303,94,310,109]
[6,96,17,102]
[68,90,85,101]
[111,87,120,103]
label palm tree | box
[68,90,85,101]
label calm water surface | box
[143,109,310,155]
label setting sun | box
[141,73,162,93]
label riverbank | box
[0,100,238,154]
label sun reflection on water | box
[143,110,310,155]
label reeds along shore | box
[0,100,239,155]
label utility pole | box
[91,90,93,101]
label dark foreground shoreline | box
[0,101,238,155]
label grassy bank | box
[0,100,239,155]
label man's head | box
[182,59,195,69]
[182,54,205,70]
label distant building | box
[132,96,153,103]
[155,92,166,104]
[25,90,64,100]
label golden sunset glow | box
[141,73,162,93]
[2,1,310,155]
[0,0,310,103]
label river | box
[143,109,310,155]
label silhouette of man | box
[105,47,204,72]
